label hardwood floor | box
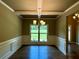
[66,44,79,59]
[9,46,66,59]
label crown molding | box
[42,11,63,15]
[0,0,14,12]
[22,18,57,19]
[64,1,79,13]
[16,10,63,15]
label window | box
[31,25,38,42]
[40,25,47,42]
[30,25,47,42]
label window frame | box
[30,24,48,42]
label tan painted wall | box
[22,19,56,35]
[56,16,66,38]
[0,3,21,43]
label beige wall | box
[22,18,56,35]
[0,3,21,43]
[56,16,66,38]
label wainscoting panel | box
[0,36,22,59]
[56,37,66,55]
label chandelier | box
[73,12,79,20]
[32,0,46,25]
[33,20,46,25]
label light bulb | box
[40,20,43,24]
[73,16,76,19]
[75,13,78,16]
[42,22,45,25]
[40,20,46,25]
[33,20,37,24]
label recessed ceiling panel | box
[2,0,37,10]
[42,0,78,12]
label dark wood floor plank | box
[9,46,66,59]
[67,44,79,59]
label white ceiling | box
[2,0,79,15]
